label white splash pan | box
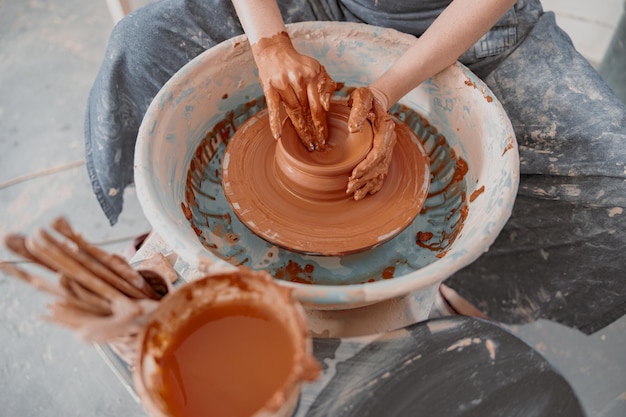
[135,21,519,312]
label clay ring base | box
[222,101,430,256]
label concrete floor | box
[0,1,624,416]
[0,1,148,415]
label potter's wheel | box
[222,101,431,256]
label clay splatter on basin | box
[182,96,471,286]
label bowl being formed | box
[275,101,373,199]
[134,21,519,310]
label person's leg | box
[86,0,246,225]
[85,0,345,225]
[444,1,626,334]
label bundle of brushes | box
[0,217,177,364]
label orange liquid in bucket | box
[156,301,296,417]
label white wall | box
[541,0,624,65]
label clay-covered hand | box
[346,87,397,200]
[253,32,337,150]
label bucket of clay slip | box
[133,268,319,417]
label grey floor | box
[0,1,148,416]
[0,1,624,416]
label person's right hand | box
[252,32,337,150]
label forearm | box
[231,0,286,43]
[371,0,517,107]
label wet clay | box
[275,102,373,200]
[157,301,295,417]
[222,100,430,255]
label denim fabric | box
[446,7,626,334]
[85,0,626,332]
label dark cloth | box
[85,0,626,333]
[446,9,626,334]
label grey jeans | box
[85,0,626,333]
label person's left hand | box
[346,87,397,200]
[253,32,337,150]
